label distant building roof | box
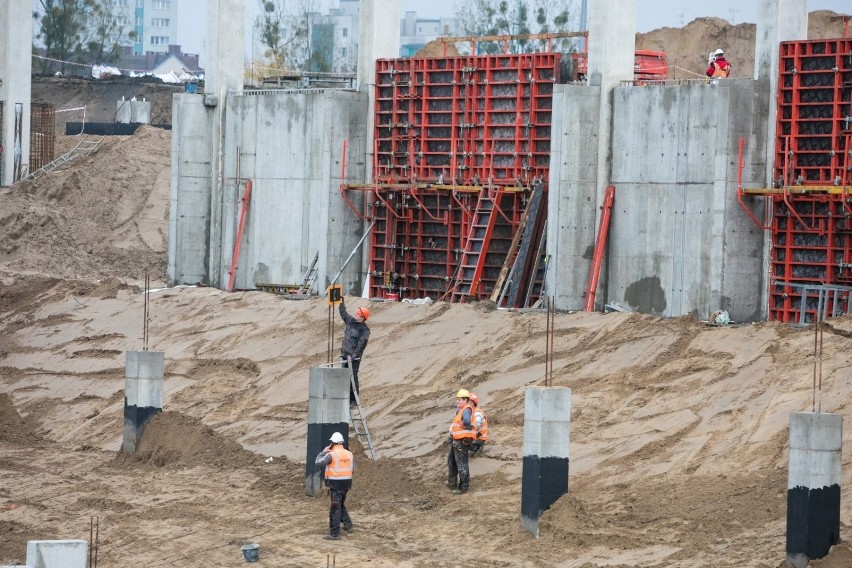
[117,45,202,74]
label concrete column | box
[586,0,635,199]
[205,0,245,288]
[0,0,32,186]
[305,366,350,497]
[520,387,571,538]
[356,0,400,288]
[25,540,87,568]
[786,412,842,567]
[755,0,806,319]
[584,0,636,306]
[122,351,164,454]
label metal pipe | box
[329,220,377,286]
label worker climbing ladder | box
[347,357,376,461]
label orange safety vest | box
[474,406,489,442]
[450,402,477,440]
[711,61,730,78]
[325,445,354,480]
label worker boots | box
[446,475,457,490]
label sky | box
[176,0,850,65]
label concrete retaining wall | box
[169,90,369,294]
[605,79,768,321]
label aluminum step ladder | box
[347,359,376,461]
[26,135,105,180]
[296,251,319,294]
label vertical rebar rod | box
[88,517,94,568]
[143,271,150,351]
[93,516,99,568]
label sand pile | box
[0,125,170,284]
[637,10,850,80]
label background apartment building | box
[114,0,178,55]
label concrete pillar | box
[586,0,635,198]
[520,386,571,538]
[0,0,32,186]
[356,0,400,286]
[755,0,806,319]
[116,100,132,124]
[584,0,636,306]
[122,350,164,454]
[305,366,350,497]
[786,412,842,567]
[25,540,87,568]
[205,0,245,288]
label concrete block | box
[130,100,151,124]
[25,540,87,568]
[115,100,132,124]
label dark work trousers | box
[328,486,352,537]
[341,356,361,404]
[447,439,471,491]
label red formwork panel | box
[774,39,852,187]
[769,194,852,323]
[374,53,560,187]
[368,188,528,300]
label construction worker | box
[469,392,488,457]
[447,389,476,494]
[706,49,731,80]
[315,432,355,540]
[338,299,370,406]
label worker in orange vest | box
[447,389,477,494]
[469,392,488,457]
[706,49,731,80]
[315,432,355,540]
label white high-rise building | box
[113,0,178,55]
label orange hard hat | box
[356,306,370,320]
[469,393,479,405]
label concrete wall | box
[220,90,368,293]
[605,79,768,321]
[0,0,32,186]
[168,90,369,292]
[547,84,602,310]
[169,94,213,285]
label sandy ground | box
[3,13,852,566]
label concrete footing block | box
[786,411,842,567]
[122,350,164,454]
[25,540,87,568]
[521,386,571,538]
[305,366,350,496]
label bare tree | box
[455,0,576,54]
[255,0,347,73]
[35,0,128,74]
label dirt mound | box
[115,411,259,469]
[0,125,170,284]
[0,394,43,447]
[637,10,850,80]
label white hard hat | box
[714,49,724,57]
[330,432,344,443]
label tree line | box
[34,0,131,74]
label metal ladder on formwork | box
[296,251,319,294]
[347,361,376,460]
[451,187,504,302]
[26,135,105,180]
